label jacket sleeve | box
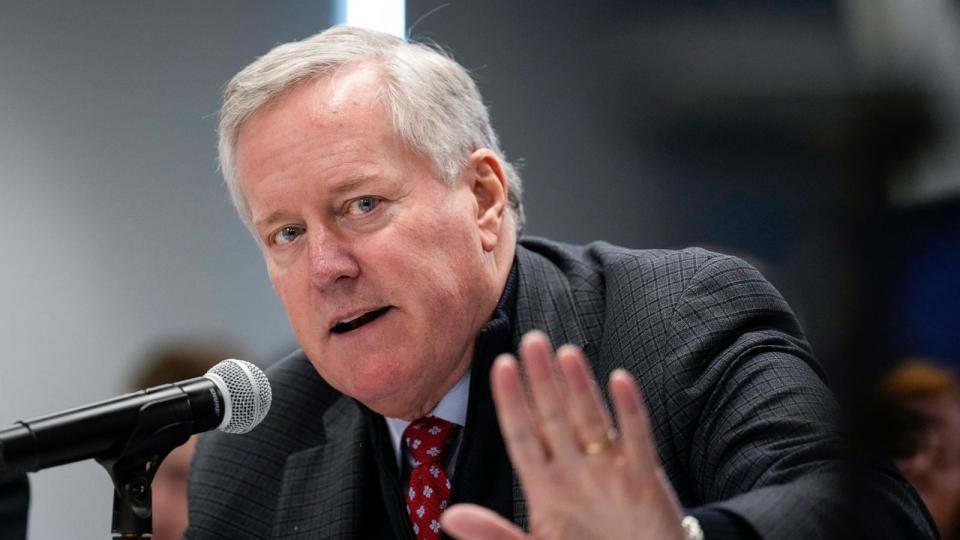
[657,253,936,539]
[0,472,29,540]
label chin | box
[350,387,420,418]
[344,362,420,409]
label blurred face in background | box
[896,393,960,540]
[235,64,508,419]
[151,436,197,540]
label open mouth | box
[331,306,392,335]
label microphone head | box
[205,359,272,434]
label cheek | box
[399,198,479,264]
[382,230,485,339]
[268,264,314,328]
[269,270,294,308]
[379,221,479,300]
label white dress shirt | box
[384,371,471,476]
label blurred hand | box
[441,331,686,540]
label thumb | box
[441,503,526,540]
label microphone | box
[0,359,271,473]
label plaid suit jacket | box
[186,237,935,539]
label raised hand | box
[441,331,688,540]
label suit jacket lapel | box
[272,396,368,539]
[514,244,593,356]
[510,244,596,529]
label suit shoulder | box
[195,350,339,464]
[520,236,743,295]
[187,350,342,538]
[521,235,734,275]
[586,241,734,279]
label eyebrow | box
[254,210,288,231]
[252,174,380,230]
[330,174,378,195]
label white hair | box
[218,25,524,232]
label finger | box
[441,503,526,540]
[490,353,547,479]
[609,369,658,473]
[520,331,579,460]
[556,345,615,453]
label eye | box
[346,196,381,216]
[271,225,305,246]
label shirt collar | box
[385,371,471,464]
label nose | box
[307,229,360,290]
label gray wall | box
[403,0,900,368]
[0,3,335,537]
[404,0,960,409]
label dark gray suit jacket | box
[0,472,29,540]
[187,238,936,539]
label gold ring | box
[583,437,612,455]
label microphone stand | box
[96,390,195,539]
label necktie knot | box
[403,416,457,465]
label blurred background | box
[1,0,958,537]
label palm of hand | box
[525,462,681,540]
[441,332,686,540]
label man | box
[187,26,934,539]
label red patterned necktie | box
[403,416,458,540]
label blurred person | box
[0,471,29,540]
[880,360,960,540]
[129,342,240,540]
[185,26,935,540]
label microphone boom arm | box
[0,358,269,539]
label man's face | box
[235,65,501,418]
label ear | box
[466,149,508,252]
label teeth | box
[331,307,389,334]
[339,314,362,325]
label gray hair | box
[218,25,524,232]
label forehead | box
[233,64,406,201]
[238,62,388,146]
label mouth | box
[330,306,392,335]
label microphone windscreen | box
[206,359,272,434]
